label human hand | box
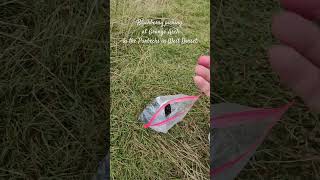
[194,56,210,97]
[269,0,320,112]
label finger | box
[193,76,210,97]
[280,0,320,20]
[268,45,320,112]
[198,56,210,68]
[195,65,210,82]
[272,11,320,68]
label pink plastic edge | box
[210,101,294,176]
[211,102,294,128]
[143,95,199,128]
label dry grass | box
[0,1,108,179]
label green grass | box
[0,1,108,179]
[212,0,320,179]
[110,0,210,179]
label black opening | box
[164,104,171,117]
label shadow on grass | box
[0,1,109,179]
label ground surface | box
[110,0,210,179]
[2,0,318,179]
[212,0,320,179]
[0,1,108,179]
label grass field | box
[1,1,108,179]
[110,0,210,179]
[212,0,320,179]
[2,0,318,179]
